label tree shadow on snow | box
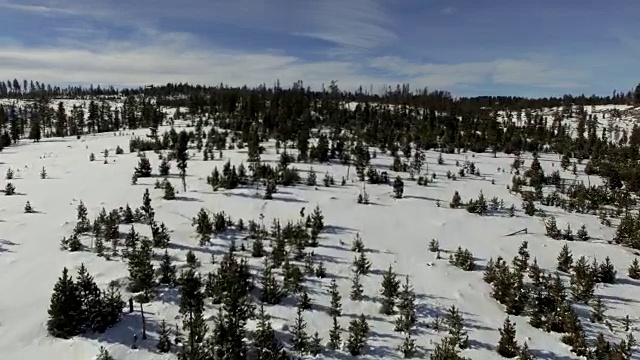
[84,308,167,354]
[173,195,203,202]
[0,238,17,254]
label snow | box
[0,122,638,360]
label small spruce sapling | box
[24,201,34,213]
[628,258,640,280]
[379,264,400,315]
[4,182,15,195]
[496,317,519,358]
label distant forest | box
[0,78,640,111]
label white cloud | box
[369,55,587,89]
[0,2,78,15]
[300,0,396,50]
[0,35,389,91]
[0,0,590,94]
[440,7,457,16]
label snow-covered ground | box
[0,123,638,360]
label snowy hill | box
[0,119,638,359]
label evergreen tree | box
[398,331,417,358]
[497,317,519,358]
[598,256,616,284]
[393,175,404,198]
[576,224,589,241]
[328,279,342,317]
[353,251,371,275]
[157,319,172,353]
[395,276,417,333]
[24,200,34,213]
[159,157,171,176]
[291,304,309,355]
[76,264,102,332]
[127,238,155,297]
[96,346,115,360]
[351,233,365,252]
[444,305,468,350]
[628,258,640,279]
[163,180,176,200]
[254,304,287,360]
[178,268,207,358]
[450,191,462,208]
[158,249,176,286]
[517,342,533,360]
[350,270,364,301]
[299,286,312,310]
[590,296,606,323]
[347,314,369,356]
[175,130,189,192]
[380,264,400,315]
[260,258,284,305]
[557,244,573,272]
[310,331,323,356]
[135,153,152,177]
[47,267,82,338]
[328,315,342,350]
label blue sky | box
[0,0,638,97]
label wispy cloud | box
[440,7,457,16]
[369,55,587,89]
[300,0,396,50]
[0,2,78,15]
[0,0,634,95]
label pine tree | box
[545,216,562,239]
[429,336,462,360]
[40,166,47,179]
[450,191,462,208]
[395,276,417,333]
[353,251,371,275]
[590,296,606,323]
[4,182,15,195]
[178,268,207,358]
[76,264,103,332]
[127,238,155,297]
[47,267,82,338]
[260,258,284,305]
[444,305,468,350]
[135,153,152,177]
[347,314,369,356]
[497,317,519,358]
[557,243,573,272]
[252,238,265,257]
[96,346,115,360]
[398,331,417,358]
[351,233,365,252]
[310,331,323,356]
[380,264,400,315]
[254,304,287,360]
[159,157,171,176]
[175,130,189,192]
[517,342,533,360]
[157,319,172,353]
[576,224,589,241]
[328,315,342,350]
[393,176,404,198]
[158,249,177,286]
[598,256,616,284]
[163,180,176,200]
[291,304,309,355]
[328,279,342,317]
[350,270,364,301]
[24,201,34,213]
[299,286,312,310]
[628,258,640,279]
